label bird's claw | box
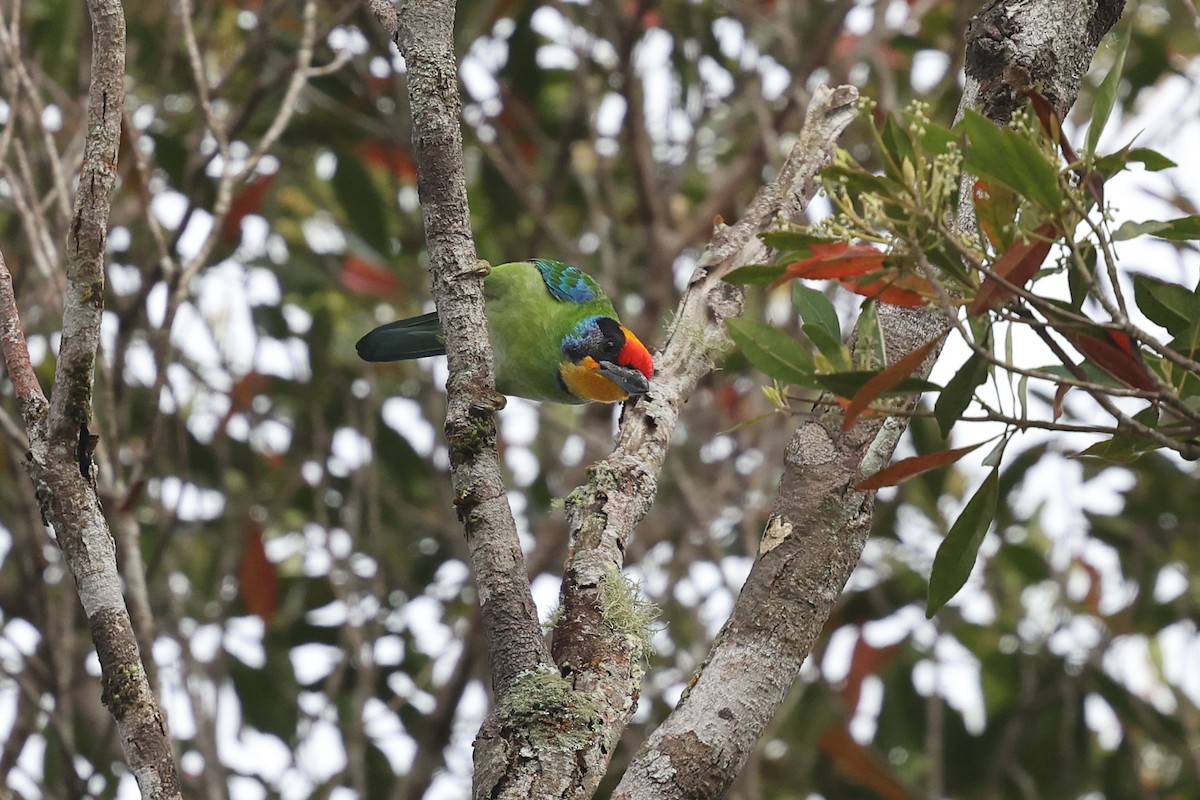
[475,391,506,412]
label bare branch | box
[369,0,550,699]
[0,0,185,794]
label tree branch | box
[0,0,184,795]
[469,84,859,799]
[369,0,550,697]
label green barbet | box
[357,259,654,404]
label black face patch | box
[594,317,626,361]
[562,316,626,363]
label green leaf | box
[1072,406,1161,463]
[855,300,885,370]
[333,152,391,257]
[759,230,837,253]
[881,114,917,179]
[1067,242,1096,312]
[723,263,786,285]
[927,470,999,616]
[229,650,299,738]
[1131,274,1200,336]
[803,323,851,371]
[1087,26,1130,154]
[1125,147,1176,171]
[1114,216,1200,241]
[726,318,817,388]
[934,353,990,438]
[959,109,1063,213]
[792,283,841,339]
[916,118,956,156]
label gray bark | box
[0,0,183,795]
[371,0,552,696]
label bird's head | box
[558,315,654,403]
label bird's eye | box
[602,339,617,354]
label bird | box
[357,259,654,404]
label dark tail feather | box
[356,312,445,362]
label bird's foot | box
[466,259,492,279]
[474,391,506,412]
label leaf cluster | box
[725,39,1200,613]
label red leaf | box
[843,334,946,431]
[221,173,276,243]
[837,276,932,307]
[238,522,279,623]
[855,443,983,490]
[819,726,915,800]
[1062,328,1155,391]
[968,223,1059,315]
[359,140,417,181]
[842,637,901,713]
[340,255,398,297]
[779,242,887,281]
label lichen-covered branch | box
[369,0,550,698]
[0,0,183,796]
[613,2,1124,797]
[470,85,860,800]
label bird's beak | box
[598,361,650,397]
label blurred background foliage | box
[1,0,1198,798]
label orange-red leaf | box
[819,726,914,800]
[221,173,276,243]
[855,442,983,490]
[973,179,1018,251]
[359,140,417,181]
[968,223,1059,315]
[340,254,398,297]
[1062,328,1155,391]
[842,637,902,712]
[780,242,887,281]
[837,276,932,307]
[238,522,279,623]
[843,334,946,430]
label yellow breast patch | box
[558,358,630,403]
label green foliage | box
[724,33,1200,616]
[926,469,999,616]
